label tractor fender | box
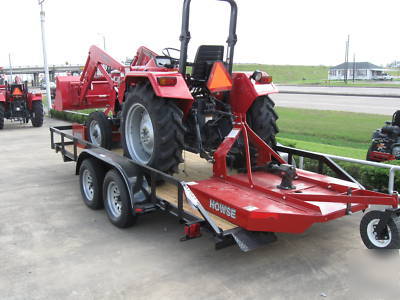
[121,72,194,115]
[229,72,278,114]
[76,148,146,213]
[27,93,43,110]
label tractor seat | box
[191,45,224,81]
[382,125,400,135]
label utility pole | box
[352,53,356,83]
[8,53,13,82]
[344,35,350,84]
[98,33,106,51]
[39,0,52,113]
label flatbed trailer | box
[50,125,400,251]
[51,125,269,251]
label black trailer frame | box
[50,125,279,251]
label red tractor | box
[54,0,278,174]
[0,81,44,129]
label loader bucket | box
[53,76,81,111]
[53,76,115,111]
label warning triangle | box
[12,87,23,96]
[207,62,233,93]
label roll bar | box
[178,0,238,75]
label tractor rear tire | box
[121,82,184,174]
[85,111,113,149]
[233,96,279,168]
[0,103,4,129]
[31,101,44,127]
[247,95,279,147]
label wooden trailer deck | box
[66,145,237,231]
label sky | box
[1,0,400,68]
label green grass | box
[233,64,329,84]
[233,64,400,86]
[275,107,389,159]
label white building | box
[328,62,391,80]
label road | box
[277,85,400,97]
[1,118,399,299]
[271,93,398,115]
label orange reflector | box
[259,75,273,84]
[206,62,232,93]
[12,87,23,96]
[157,77,177,86]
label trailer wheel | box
[122,82,184,174]
[86,111,112,149]
[31,101,44,127]
[0,103,4,129]
[103,169,136,228]
[79,158,105,209]
[233,96,279,168]
[360,210,400,249]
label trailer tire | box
[233,96,279,168]
[121,82,184,174]
[86,111,113,149]
[360,210,400,249]
[31,101,44,127]
[103,169,136,228]
[0,103,4,129]
[79,158,105,209]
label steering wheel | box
[162,47,181,60]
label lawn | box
[233,64,400,87]
[275,107,389,159]
[233,64,329,84]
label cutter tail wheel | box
[103,169,137,228]
[121,82,184,174]
[31,101,44,127]
[85,111,112,149]
[79,158,105,210]
[0,103,4,129]
[360,210,400,249]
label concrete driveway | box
[0,118,398,299]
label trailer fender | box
[229,72,278,114]
[121,72,194,115]
[76,148,147,213]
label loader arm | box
[79,45,125,103]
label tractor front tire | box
[31,101,44,127]
[0,103,4,129]
[121,82,184,174]
[85,111,113,149]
